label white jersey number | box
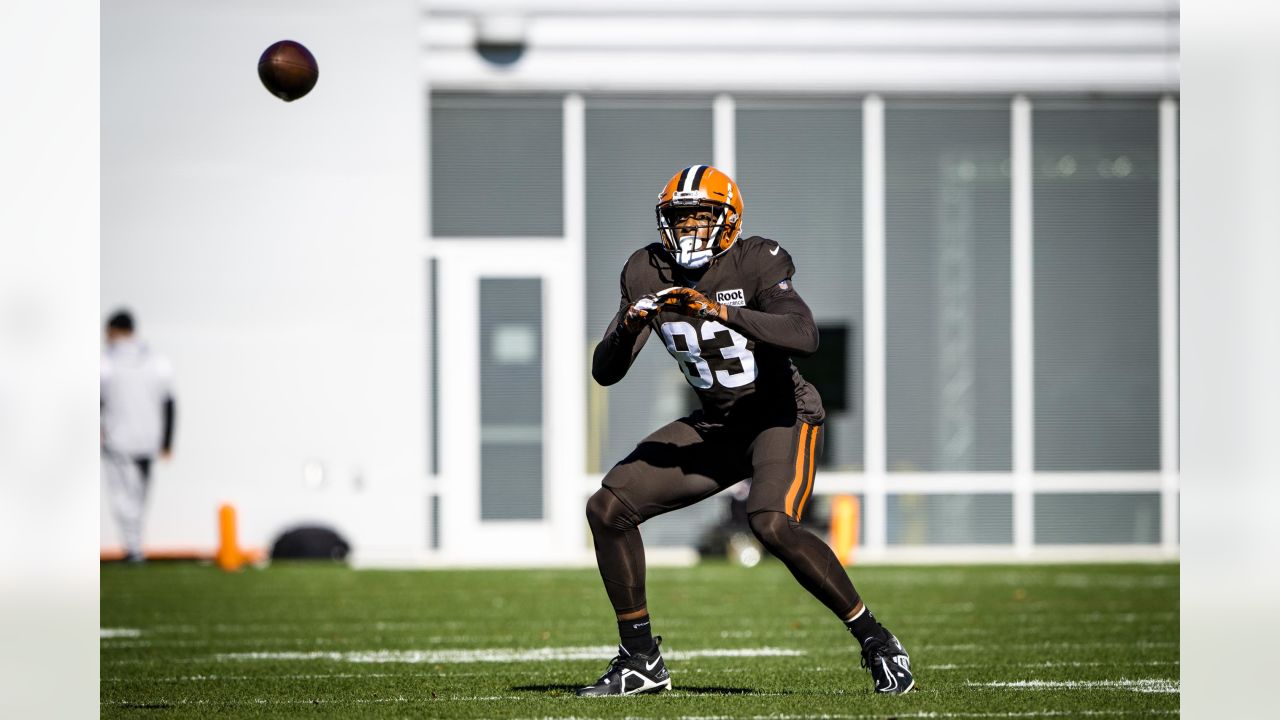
[658,320,758,390]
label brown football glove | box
[656,287,726,320]
[619,294,660,334]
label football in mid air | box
[257,40,318,102]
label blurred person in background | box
[100,310,175,563]
[579,165,913,697]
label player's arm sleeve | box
[724,287,819,356]
[162,397,176,452]
[591,296,652,386]
[720,245,819,356]
[157,356,176,452]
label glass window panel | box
[431,93,563,237]
[886,100,1012,472]
[1033,99,1161,471]
[887,493,1013,544]
[584,97,713,471]
[1035,492,1160,544]
[642,498,730,548]
[480,278,542,520]
[803,493,866,548]
[737,98,863,470]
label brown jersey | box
[593,235,826,427]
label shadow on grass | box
[513,684,760,695]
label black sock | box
[618,615,655,656]
[844,606,883,646]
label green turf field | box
[101,561,1178,718]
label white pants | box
[103,450,151,558]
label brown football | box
[258,40,318,102]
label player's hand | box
[619,294,659,334]
[656,287,726,320]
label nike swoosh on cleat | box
[770,245,780,255]
[645,657,662,671]
[879,657,898,692]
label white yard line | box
[972,679,1179,694]
[99,628,141,638]
[215,646,806,664]
[103,673,405,683]
[105,697,461,706]
[103,635,518,646]
[929,661,1179,670]
[918,642,1176,652]
[103,702,1181,714]
[134,620,481,634]
[512,707,1177,712]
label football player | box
[577,165,913,696]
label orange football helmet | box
[655,165,744,269]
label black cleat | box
[860,630,915,694]
[576,636,671,696]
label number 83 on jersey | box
[658,320,758,390]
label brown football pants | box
[586,415,861,618]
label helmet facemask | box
[657,202,732,270]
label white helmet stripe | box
[682,164,705,192]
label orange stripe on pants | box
[785,423,812,520]
[794,425,820,520]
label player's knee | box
[585,489,612,529]
[586,488,637,533]
[748,511,793,550]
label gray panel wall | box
[886,100,1013,472]
[737,98,864,470]
[584,98,714,471]
[431,94,563,237]
[1035,492,1160,544]
[1033,100,1161,471]
[479,278,543,520]
[888,493,1014,544]
[430,92,1170,548]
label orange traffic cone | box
[215,504,247,572]
[830,495,861,566]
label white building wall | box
[422,0,1179,93]
[101,0,425,554]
